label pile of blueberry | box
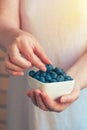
[29,64,73,83]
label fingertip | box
[47,59,52,64]
[20,72,24,76]
[41,66,47,72]
[60,95,71,103]
[15,72,24,76]
[60,96,67,103]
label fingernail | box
[61,97,67,103]
[42,66,46,72]
[20,72,24,76]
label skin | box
[0,0,87,112]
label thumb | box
[60,87,80,103]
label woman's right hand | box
[5,29,51,76]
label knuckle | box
[28,53,34,61]
[15,36,21,43]
[11,56,18,63]
[13,35,28,48]
[15,34,28,44]
[15,35,23,43]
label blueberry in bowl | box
[27,64,75,99]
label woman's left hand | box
[26,85,80,112]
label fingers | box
[6,32,51,76]
[27,89,79,112]
[20,42,51,71]
[8,44,32,69]
[35,90,49,111]
[26,90,38,106]
[27,89,49,111]
[5,54,32,76]
[40,86,80,112]
[26,50,47,71]
[40,92,71,112]
[27,89,67,112]
[5,55,24,71]
[6,69,24,76]
[26,85,80,112]
[27,89,58,111]
[8,42,50,72]
[40,92,58,111]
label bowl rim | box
[28,75,75,85]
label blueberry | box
[51,79,57,82]
[50,71,57,79]
[29,65,73,83]
[29,70,35,77]
[33,74,40,80]
[62,71,67,77]
[39,77,45,83]
[64,75,73,81]
[40,72,46,77]
[56,75,64,82]
[45,74,52,82]
[54,67,64,75]
[46,64,53,72]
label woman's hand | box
[26,85,80,112]
[5,29,51,76]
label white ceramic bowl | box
[27,75,75,99]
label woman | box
[0,0,87,130]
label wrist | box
[66,68,80,88]
[66,69,86,90]
[0,28,21,51]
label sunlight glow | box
[79,0,87,19]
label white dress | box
[7,0,87,130]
